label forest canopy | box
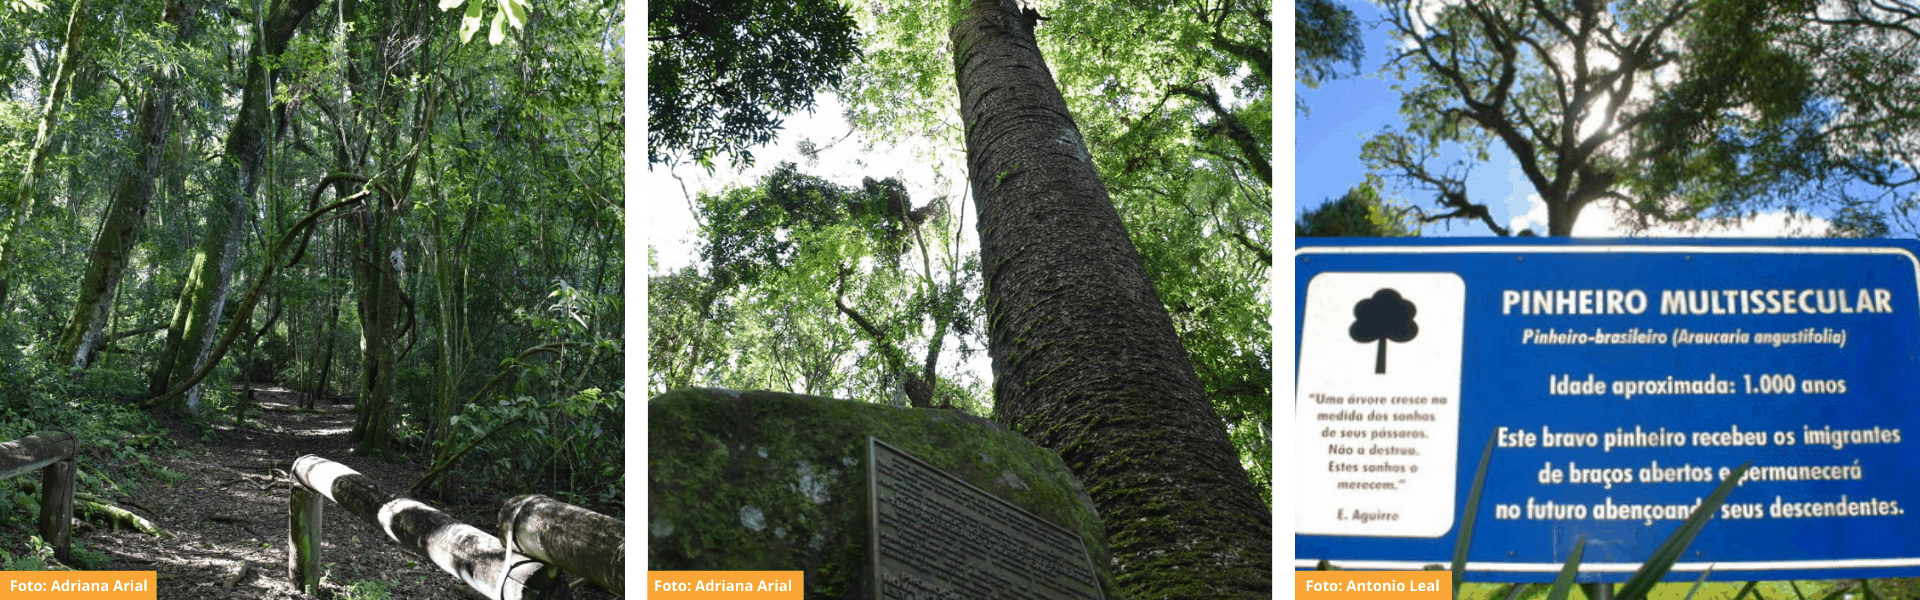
[1328,0,1920,237]
[650,0,1271,596]
[649,0,1271,500]
[0,0,624,552]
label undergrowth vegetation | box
[0,345,173,566]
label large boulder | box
[649,388,1119,599]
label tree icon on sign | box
[1351,289,1419,374]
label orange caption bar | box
[1298,571,1449,599]
[0,571,155,600]
[649,571,803,599]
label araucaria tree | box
[1365,0,1920,236]
[1367,0,1702,235]
[950,0,1270,596]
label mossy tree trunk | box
[54,0,200,370]
[350,198,402,453]
[345,0,436,454]
[950,1,1271,597]
[150,0,323,413]
[0,0,89,309]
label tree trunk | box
[344,0,435,455]
[349,201,401,452]
[950,2,1271,597]
[54,0,199,370]
[149,0,322,412]
[0,0,89,308]
[306,298,338,410]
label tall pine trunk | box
[950,2,1270,597]
[55,0,200,370]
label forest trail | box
[78,384,602,599]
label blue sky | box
[1291,2,1832,238]
[1293,1,1519,236]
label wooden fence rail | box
[288,455,565,599]
[0,431,76,561]
[498,494,624,596]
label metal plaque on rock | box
[867,437,1104,600]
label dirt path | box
[81,385,611,599]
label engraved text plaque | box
[868,437,1104,600]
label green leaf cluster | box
[653,163,988,412]
[438,0,529,45]
[648,0,862,167]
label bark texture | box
[287,485,323,595]
[950,1,1271,596]
[150,0,321,411]
[0,0,88,309]
[53,0,199,370]
[0,431,78,481]
[290,456,562,600]
[498,494,625,595]
[350,202,402,452]
[38,458,75,562]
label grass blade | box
[1816,581,1857,600]
[1453,431,1499,598]
[1614,462,1752,600]
[1733,581,1760,600]
[1680,565,1715,600]
[1789,580,1806,600]
[1862,579,1887,600]
[1503,583,1531,600]
[1544,536,1586,600]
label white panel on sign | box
[1297,272,1466,537]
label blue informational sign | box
[1295,238,1920,582]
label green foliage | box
[338,578,393,600]
[0,333,175,562]
[648,0,861,167]
[0,0,622,518]
[1622,0,1836,226]
[1296,0,1364,90]
[1297,180,1420,237]
[665,163,987,412]
[65,539,106,570]
[1437,433,1756,600]
[1,536,50,571]
[826,0,1271,501]
[1361,0,1920,235]
[438,0,530,45]
[696,163,894,289]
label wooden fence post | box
[288,484,323,594]
[0,431,77,480]
[499,494,624,596]
[38,457,74,562]
[0,432,78,564]
[290,455,564,600]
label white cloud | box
[1508,193,1548,235]
[1571,201,1832,238]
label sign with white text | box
[1295,239,1920,582]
